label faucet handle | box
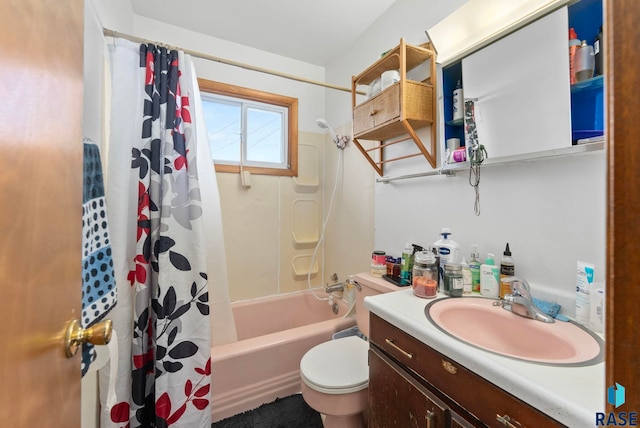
[501,276,531,298]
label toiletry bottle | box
[444,263,464,297]
[499,243,515,298]
[468,245,481,293]
[575,40,595,82]
[452,80,463,121]
[433,228,459,286]
[461,257,472,295]
[480,253,500,298]
[400,243,414,286]
[594,26,603,76]
[576,261,594,326]
[569,28,581,84]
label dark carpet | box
[212,394,323,428]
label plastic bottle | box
[400,243,414,286]
[433,228,460,286]
[594,26,603,76]
[575,40,595,82]
[480,253,500,298]
[569,28,581,84]
[499,243,515,299]
[461,257,472,295]
[468,245,481,293]
[452,80,463,121]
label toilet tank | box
[353,273,402,338]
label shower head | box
[316,118,349,150]
[316,118,338,142]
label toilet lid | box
[300,336,369,394]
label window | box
[198,79,298,176]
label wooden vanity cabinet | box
[368,313,565,428]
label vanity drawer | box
[369,313,565,428]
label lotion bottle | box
[433,228,460,286]
[480,253,500,298]
[452,80,463,121]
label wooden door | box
[0,0,84,426]
[606,0,640,414]
[368,348,449,428]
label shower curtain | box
[101,38,236,428]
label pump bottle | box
[433,228,459,285]
[468,245,481,293]
[480,253,500,298]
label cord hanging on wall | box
[464,99,487,216]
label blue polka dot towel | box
[82,139,117,376]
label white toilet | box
[300,275,399,428]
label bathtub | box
[211,289,356,422]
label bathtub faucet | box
[325,283,345,293]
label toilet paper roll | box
[381,70,400,90]
[446,138,461,150]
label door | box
[0,0,84,426]
[461,7,572,158]
[369,348,448,428]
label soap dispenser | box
[480,253,500,298]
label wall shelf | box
[376,140,604,183]
[351,38,437,175]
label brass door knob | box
[64,319,113,358]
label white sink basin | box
[425,297,604,366]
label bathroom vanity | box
[357,273,605,427]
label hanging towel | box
[82,138,117,376]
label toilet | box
[299,275,399,428]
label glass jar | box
[444,263,463,297]
[370,263,386,278]
[412,251,438,298]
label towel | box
[82,138,117,376]
[532,297,561,318]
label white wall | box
[325,0,606,315]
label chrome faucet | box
[325,282,345,293]
[498,277,555,323]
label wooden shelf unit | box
[351,38,437,176]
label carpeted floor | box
[212,394,323,428]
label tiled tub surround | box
[359,273,604,427]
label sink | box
[425,297,604,366]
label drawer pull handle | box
[385,338,413,359]
[441,359,457,374]
[426,410,434,428]
[496,414,520,428]
[370,109,378,116]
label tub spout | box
[325,283,345,293]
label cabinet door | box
[461,7,572,158]
[369,348,448,428]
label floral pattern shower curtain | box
[107,43,211,428]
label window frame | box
[198,79,298,177]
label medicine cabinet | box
[438,0,604,164]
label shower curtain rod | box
[103,28,357,94]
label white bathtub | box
[211,289,356,422]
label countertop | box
[357,273,605,428]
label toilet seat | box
[300,336,369,394]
